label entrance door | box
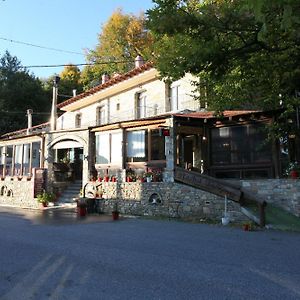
[183,136,194,168]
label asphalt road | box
[0,207,299,300]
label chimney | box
[102,73,110,84]
[135,55,144,68]
[26,109,33,135]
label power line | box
[22,60,134,69]
[0,36,84,56]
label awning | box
[52,140,83,149]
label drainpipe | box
[50,75,60,131]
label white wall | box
[57,73,198,130]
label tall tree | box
[147,0,300,160]
[81,9,154,89]
[0,51,50,134]
[147,0,299,110]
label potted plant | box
[37,190,55,207]
[126,169,136,182]
[285,161,300,179]
[112,202,119,220]
[144,172,153,182]
[242,222,252,231]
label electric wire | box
[23,59,134,69]
[0,36,84,56]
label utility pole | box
[26,109,33,135]
[50,75,60,131]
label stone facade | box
[238,179,300,217]
[0,177,39,209]
[85,181,247,222]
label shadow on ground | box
[0,206,118,226]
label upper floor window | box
[170,85,179,111]
[75,113,81,128]
[136,92,146,119]
[97,106,106,126]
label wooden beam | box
[177,126,203,135]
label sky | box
[0,0,154,79]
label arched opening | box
[51,139,84,181]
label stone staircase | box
[57,180,82,207]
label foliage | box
[81,9,155,89]
[146,0,300,159]
[0,51,50,134]
[41,65,83,105]
[37,190,56,204]
[146,0,300,109]
[285,161,300,175]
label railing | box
[174,166,267,227]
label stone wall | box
[238,179,300,217]
[85,181,247,222]
[0,177,39,209]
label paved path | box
[0,207,299,300]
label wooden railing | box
[174,167,266,226]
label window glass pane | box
[211,125,272,166]
[6,146,13,176]
[127,130,145,158]
[14,145,23,175]
[96,133,110,164]
[32,142,40,169]
[0,147,3,175]
[111,132,122,164]
[151,129,165,160]
[23,144,30,175]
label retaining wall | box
[238,179,300,217]
[0,177,39,209]
[85,181,247,222]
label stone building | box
[0,57,298,221]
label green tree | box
[0,51,50,134]
[147,0,299,110]
[81,9,154,89]
[147,0,300,160]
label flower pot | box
[97,177,103,182]
[104,176,110,182]
[146,177,152,183]
[243,223,251,231]
[111,177,117,182]
[78,205,87,217]
[112,211,119,220]
[290,170,298,179]
[42,202,48,208]
[126,177,133,182]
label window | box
[97,106,106,125]
[95,131,122,165]
[14,145,23,176]
[210,124,272,166]
[116,103,120,111]
[170,85,179,111]
[32,142,41,169]
[126,129,166,162]
[151,129,165,160]
[75,113,81,128]
[136,92,146,118]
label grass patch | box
[265,204,300,232]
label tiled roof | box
[57,62,154,109]
[1,122,50,140]
[173,110,260,119]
